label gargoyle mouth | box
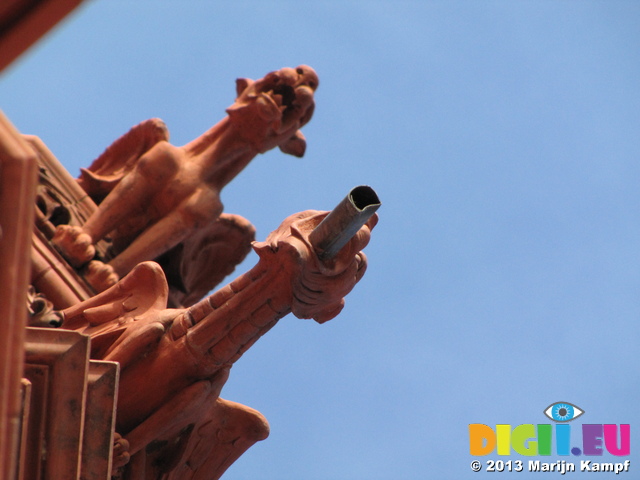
[269,84,296,112]
[229,65,318,138]
[260,83,314,132]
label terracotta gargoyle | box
[52,65,319,294]
[59,208,376,479]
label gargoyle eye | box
[543,402,584,422]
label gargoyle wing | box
[164,397,270,480]
[61,261,170,359]
[160,213,256,307]
[77,118,169,203]
[121,382,269,480]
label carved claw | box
[112,432,131,469]
[51,225,95,267]
[84,260,120,293]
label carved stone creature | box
[59,209,376,479]
[52,66,319,293]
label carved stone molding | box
[23,327,90,480]
[0,111,38,480]
[83,360,120,480]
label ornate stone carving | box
[26,286,63,328]
[59,205,377,479]
[52,66,319,295]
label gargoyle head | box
[226,65,319,157]
[253,209,375,324]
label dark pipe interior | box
[349,185,380,210]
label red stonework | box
[0,6,380,478]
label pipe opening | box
[349,185,380,211]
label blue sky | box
[2,1,640,478]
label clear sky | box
[2,1,639,479]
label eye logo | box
[543,402,584,422]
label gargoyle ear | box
[278,130,307,157]
[235,78,253,97]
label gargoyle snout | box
[296,65,319,91]
[271,65,319,91]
